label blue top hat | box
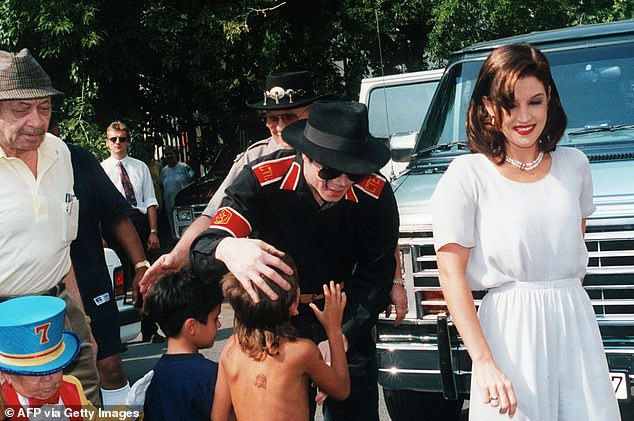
[0,296,80,375]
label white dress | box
[431,147,620,421]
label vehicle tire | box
[619,400,634,420]
[383,389,464,421]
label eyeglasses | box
[108,136,128,143]
[263,113,301,125]
[313,160,367,182]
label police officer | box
[191,101,399,421]
[142,70,324,279]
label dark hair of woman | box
[466,43,567,163]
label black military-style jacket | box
[191,149,398,349]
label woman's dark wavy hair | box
[221,254,299,361]
[466,43,567,163]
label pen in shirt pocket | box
[65,192,76,213]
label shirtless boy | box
[212,257,349,421]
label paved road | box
[123,302,400,420]
[122,300,468,420]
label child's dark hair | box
[144,269,223,338]
[221,254,299,361]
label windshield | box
[417,41,634,154]
[368,79,439,139]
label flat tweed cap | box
[0,48,63,100]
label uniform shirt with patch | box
[202,137,280,216]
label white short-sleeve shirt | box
[432,147,595,290]
[0,134,78,295]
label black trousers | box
[102,212,158,338]
[293,304,380,421]
[102,212,149,285]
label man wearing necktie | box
[100,121,163,342]
[119,160,137,206]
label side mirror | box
[389,131,418,163]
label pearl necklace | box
[504,151,544,171]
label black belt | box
[0,282,66,304]
[42,282,66,297]
[298,282,345,304]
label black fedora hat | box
[0,48,63,100]
[282,101,390,174]
[245,71,327,111]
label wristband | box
[393,278,405,286]
[134,260,150,270]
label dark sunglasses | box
[262,113,300,125]
[315,163,367,183]
[108,136,128,143]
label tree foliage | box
[0,0,630,165]
[427,0,634,62]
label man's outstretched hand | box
[139,250,187,294]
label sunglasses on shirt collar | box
[310,159,368,182]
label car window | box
[551,42,634,141]
[418,41,634,153]
[367,80,439,139]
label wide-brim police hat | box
[245,71,327,111]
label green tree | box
[0,0,628,166]
[428,0,634,62]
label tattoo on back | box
[226,344,234,358]
[254,374,267,389]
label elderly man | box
[191,101,399,421]
[0,48,101,405]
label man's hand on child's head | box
[216,238,293,302]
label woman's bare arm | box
[436,243,516,416]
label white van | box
[359,69,444,179]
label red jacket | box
[2,375,89,421]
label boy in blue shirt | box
[140,271,223,421]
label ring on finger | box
[490,396,499,401]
